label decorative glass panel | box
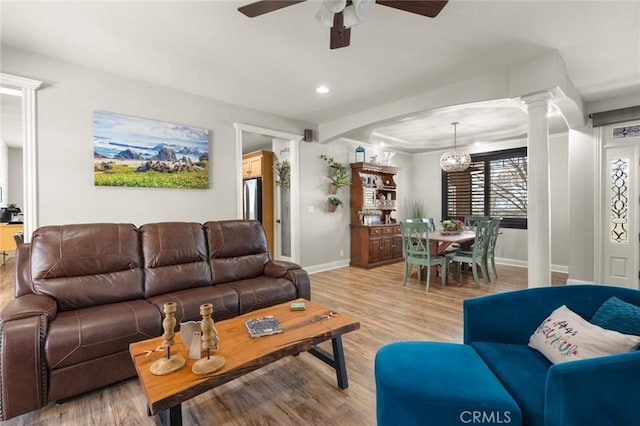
[613,125,640,139]
[610,158,629,243]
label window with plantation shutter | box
[442,147,528,229]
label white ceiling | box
[1,1,639,152]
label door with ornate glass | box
[602,122,640,288]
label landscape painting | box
[93,111,209,189]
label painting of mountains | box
[93,111,209,189]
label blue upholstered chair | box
[376,285,640,426]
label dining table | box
[429,230,476,256]
[417,230,476,286]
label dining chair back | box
[464,216,489,230]
[484,217,502,281]
[400,221,448,291]
[446,220,491,287]
[421,218,436,232]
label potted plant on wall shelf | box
[320,154,350,194]
[328,167,350,194]
[327,195,343,213]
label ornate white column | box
[524,92,552,287]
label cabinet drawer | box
[381,226,401,235]
[369,228,382,236]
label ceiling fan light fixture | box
[345,0,375,27]
[315,4,334,27]
[440,121,471,172]
[316,0,348,26]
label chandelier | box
[440,122,471,172]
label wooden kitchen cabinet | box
[242,155,263,179]
[350,224,402,268]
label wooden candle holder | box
[192,303,226,375]
[150,302,186,375]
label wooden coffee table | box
[129,299,360,425]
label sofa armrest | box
[0,294,57,322]
[545,351,640,426]
[0,306,52,419]
[264,260,300,278]
[264,261,311,300]
[14,243,33,297]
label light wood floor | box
[0,256,566,426]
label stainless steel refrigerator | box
[243,178,262,222]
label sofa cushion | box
[528,305,640,364]
[204,220,270,284]
[45,300,160,369]
[140,222,212,297]
[147,284,239,323]
[30,223,144,311]
[590,296,640,336]
[228,276,297,314]
[472,341,551,426]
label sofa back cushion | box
[204,220,269,284]
[30,223,143,311]
[141,222,212,297]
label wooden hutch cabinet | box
[349,162,403,268]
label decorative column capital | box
[522,91,553,110]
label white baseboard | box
[304,257,569,275]
[493,258,568,274]
[566,278,594,285]
[305,259,350,274]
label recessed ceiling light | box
[316,85,330,94]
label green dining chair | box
[464,215,489,229]
[400,221,448,291]
[446,220,490,287]
[421,217,436,232]
[483,217,502,281]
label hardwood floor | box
[0,256,566,426]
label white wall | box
[1,47,311,227]
[7,147,22,208]
[567,127,597,282]
[0,139,6,208]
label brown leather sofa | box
[0,220,310,420]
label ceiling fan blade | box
[238,0,306,18]
[376,0,448,18]
[330,11,351,49]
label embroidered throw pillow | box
[590,296,640,337]
[528,305,640,364]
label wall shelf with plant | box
[327,195,343,213]
[320,155,350,212]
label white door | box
[602,123,640,288]
[272,138,294,262]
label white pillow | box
[528,305,640,364]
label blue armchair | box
[464,285,640,426]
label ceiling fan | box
[238,0,449,49]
